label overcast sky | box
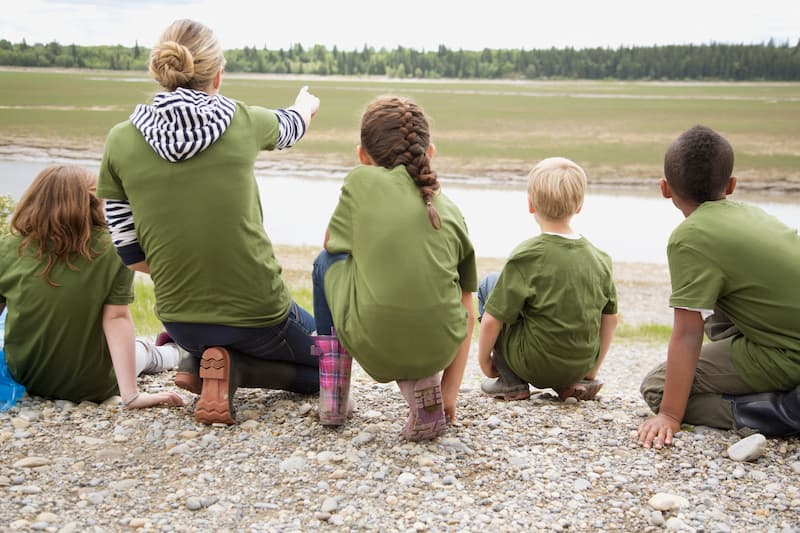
[2,0,799,51]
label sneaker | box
[194,347,236,425]
[397,374,447,441]
[557,379,603,401]
[481,377,531,401]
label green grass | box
[1,69,799,182]
[615,322,673,344]
[130,280,162,336]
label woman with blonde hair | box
[0,165,184,407]
[98,19,321,424]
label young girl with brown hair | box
[0,165,184,407]
[312,96,476,441]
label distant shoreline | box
[2,140,799,195]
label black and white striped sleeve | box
[274,108,306,149]
[105,200,146,265]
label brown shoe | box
[557,379,603,401]
[194,347,236,425]
[174,352,201,395]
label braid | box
[361,96,442,229]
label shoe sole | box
[194,347,236,425]
[403,379,446,441]
[481,385,531,401]
[174,371,201,395]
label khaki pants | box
[640,309,756,430]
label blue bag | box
[0,309,25,411]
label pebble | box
[13,457,51,468]
[790,461,800,475]
[648,493,689,511]
[398,472,416,485]
[321,497,338,513]
[727,433,767,462]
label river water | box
[2,159,798,264]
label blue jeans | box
[477,272,500,320]
[477,272,527,386]
[164,301,319,393]
[312,250,348,336]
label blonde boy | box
[477,157,618,401]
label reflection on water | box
[2,159,798,264]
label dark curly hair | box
[664,125,734,203]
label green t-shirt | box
[485,234,618,389]
[97,102,291,327]
[0,229,134,402]
[325,165,478,382]
[668,200,800,391]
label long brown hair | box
[360,96,442,229]
[10,165,106,286]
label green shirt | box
[668,200,800,391]
[0,229,134,402]
[97,103,290,327]
[325,165,478,382]
[485,234,618,389]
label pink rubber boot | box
[396,373,446,441]
[311,332,353,426]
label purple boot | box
[397,373,446,441]
[311,332,353,426]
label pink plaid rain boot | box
[311,331,353,426]
[396,373,446,441]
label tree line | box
[1,38,799,80]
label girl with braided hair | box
[312,96,476,441]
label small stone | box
[727,433,767,462]
[748,470,768,481]
[11,418,30,429]
[168,443,192,455]
[665,517,689,531]
[648,492,689,511]
[86,492,105,505]
[315,512,331,521]
[13,457,52,468]
[442,475,457,486]
[279,456,306,471]
[179,431,200,440]
[398,472,416,485]
[563,397,578,405]
[110,479,137,491]
[186,497,203,511]
[352,432,374,446]
[650,510,665,527]
[573,478,591,491]
[74,436,105,445]
[129,518,150,528]
[36,512,61,524]
[240,419,259,431]
[297,403,313,416]
[635,407,652,417]
[321,497,338,513]
[486,415,502,427]
[790,461,800,475]
[417,455,435,467]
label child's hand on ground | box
[637,412,680,449]
[125,391,184,410]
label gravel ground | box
[2,339,799,532]
[1,252,799,532]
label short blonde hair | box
[149,19,226,92]
[527,157,587,220]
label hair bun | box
[150,40,195,91]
